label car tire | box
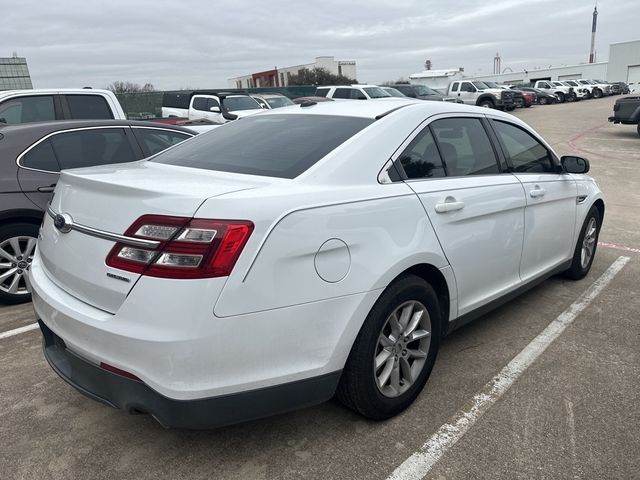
[539,97,548,105]
[593,88,602,99]
[336,274,441,420]
[506,105,516,111]
[556,92,565,103]
[563,206,602,280]
[478,99,494,109]
[637,122,640,138]
[0,223,39,304]
[566,93,576,102]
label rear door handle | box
[37,184,56,193]
[529,186,546,198]
[435,196,465,213]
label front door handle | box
[435,196,465,213]
[529,186,546,198]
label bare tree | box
[106,81,156,93]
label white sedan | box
[30,99,603,428]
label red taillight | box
[105,215,254,279]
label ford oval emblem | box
[54,213,73,233]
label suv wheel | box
[592,88,603,99]
[566,93,576,102]
[0,223,39,304]
[478,99,494,109]
[556,92,565,103]
[336,274,441,419]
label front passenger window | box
[492,121,555,173]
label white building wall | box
[465,62,608,85]
[608,40,640,82]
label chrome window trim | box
[16,125,193,174]
[46,206,160,249]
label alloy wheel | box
[0,236,37,296]
[580,217,597,270]
[374,300,431,398]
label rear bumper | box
[39,320,341,429]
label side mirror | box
[209,106,221,113]
[561,155,590,174]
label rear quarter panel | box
[208,183,449,317]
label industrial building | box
[409,40,640,87]
[228,56,357,88]
[0,55,32,90]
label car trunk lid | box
[38,161,263,313]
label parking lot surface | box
[1,96,639,480]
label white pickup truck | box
[0,88,126,125]
[533,81,577,103]
[447,80,516,110]
[161,91,264,123]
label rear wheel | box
[0,223,39,304]
[564,206,601,280]
[592,88,603,99]
[556,92,565,103]
[478,99,494,109]
[539,96,548,105]
[566,92,576,102]
[336,274,441,419]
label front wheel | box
[592,88,603,99]
[336,274,441,420]
[556,92,566,103]
[566,93,576,102]
[0,223,39,304]
[564,206,602,280]
[637,122,640,137]
[539,97,548,105]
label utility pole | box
[589,4,598,64]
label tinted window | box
[431,118,499,176]
[493,121,555,173]
[333,88,351,99]
[21,139,60,172]
[315,88,329,97]
[451,83,459,93]
[135,128,191,156]
[192,97,208,111]
[152,114,374,179]
[0,95,55,124]
[461,82,475,92]
[49,128,137,170]
[265,97,294,108]
[223,96,261,111]
[363,87,390,99]
[397,128,446,180]
[66,95,113,119]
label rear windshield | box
[151,114,374,178]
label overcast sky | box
[2,0,638,89]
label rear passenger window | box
[135,128,191,156]
[333,88,351,99]
[20,140,61,172]
[430,118,499,176]
[66,95,113,119]
[0,95,55,124]
[49,128,137,170]
[350,89,366,100]
[492,121,555,173]
[315,88,329,97]
[192,97,208,111]
[397,128,446,179]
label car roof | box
[0,88,114,99]
[0,119,196,138]
[256,97,516,120]
[250,93,287,98]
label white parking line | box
[387,255,630,480]
[0,322,39,340]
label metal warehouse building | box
[0,56,33,90]
[417,40,640,86]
